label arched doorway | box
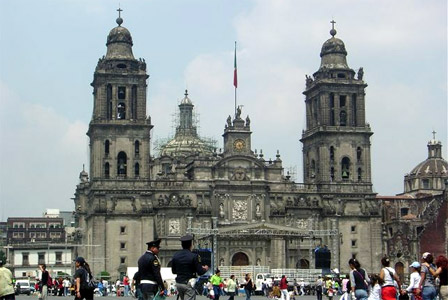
[232,252,249,266]
[395,262,405,283]
[296,259,310,269]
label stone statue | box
[226,115,232,127]
[219,203,225,218]
[357,67,364,80]
[246,115,251,126]
[305,75,313,88]
[236,106,242,119]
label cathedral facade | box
[73,16,383,279]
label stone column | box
[331,218,339,271]
[212,217,218,271]
[270,237,286,268]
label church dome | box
[159,91,215,158]
[404,137,448,194]
[319,27,350,70]
[105,17,135,60]
[107,26,133,46]
[160,135,215,158]
[320,37,347,57]
[409,157,448,177]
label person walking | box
[418,252,437,300]
[348,258,370,300]
[403,262,422,300]
[0,259,15,300]
[138,239,165,300]
[171,235,209,300]
[422,255,448,300]
[123,276,130,297]
[280,275,289,300]
[367,274,381,300]
[131,271,143,300]
[39,264,50,300]
[244,274,254,300]
[227,275,237,300]
[316,276,323,300]
[379,257,402,300]
[210,270,223,300]
[73,257,94,300]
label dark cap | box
[146,239,162,248]
[75,257,85,264]
[180,235,193,242]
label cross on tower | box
[432,130,437,140]
[331,20,336,30]
[117,7,123,18]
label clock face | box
[233,139,245,151]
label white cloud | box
[0,81,88,219]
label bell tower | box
[301,22,373,189]
[87,11,152,180]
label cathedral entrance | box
[297,259,310,269]
[232,252,249,266]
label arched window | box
[105,140,110,155]
[357,168,362,182]
[340,110,347,126]
[352,94,357,126]
[131,85,137,119]
[135,163,140,177]
[330,167,335,181]
[117,102,126,120]
[105,162,110,178]
[106,84,112,120]
[357,147,362,162]
[330,146,335,161]
[330,93,335,125]
[310,160,316,178]
[118,86,126,100]
[135,140,140,154]
[117,152,127,176]
[341,157,350,179]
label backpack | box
[85,271,97,291]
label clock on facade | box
[233,139,245,151]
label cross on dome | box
[330,19,337,37]
[116,6,123,26]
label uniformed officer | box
[171,235,209,300]
[138,239,165,300]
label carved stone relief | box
[168,219,180,235]
[233,200,248,221]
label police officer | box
[171,235,209,300]
[138,239,165,300]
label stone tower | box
[222,107,252,157]
[75,13,155,275]
[87,14,152,180]
[301,23,373,189]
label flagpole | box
[234,41,237,118]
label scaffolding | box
[186,217,339,272]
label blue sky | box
[0,0,446,219]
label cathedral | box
[74,15,385,279]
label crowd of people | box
[1,248,447,300]
[312,253,448,300]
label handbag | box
[154,290,166,300]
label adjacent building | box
[5,215,74,278]
[380,137,448,281]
